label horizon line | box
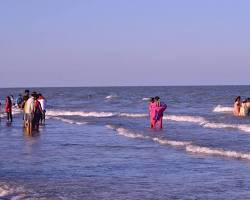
[0,84,250,89]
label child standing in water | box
[5,96,12,122]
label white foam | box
[0,107,22,119]
[238,125,250,133]
[47,110,148,119]
[52,117,87,125]
[120,113,148,118]
[0,186,9,197]
[47,110,115,118]
[106,126,190,147]
[165,115,207,124]
[112,126,150,139]
[152,137,191,147]
[166,114,250,133]
[107,125,250,160]
[142,97,150,101]
[203,122,250,133]
[213,105,233,113]
[0,184,26,199]
[186,145,250,160]
[105,95,118,99]
[47,110,250,133]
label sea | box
[0,86,250,200]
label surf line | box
[46,116,87,125]
[46,110,250,133]
[106,125,250,161]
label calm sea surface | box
[0,86,250,199]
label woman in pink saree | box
[149,97,157,128]
[149,96,167,129]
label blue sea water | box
[0,86,250,199]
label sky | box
[0,0,249,87]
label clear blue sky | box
[0,0,249,87]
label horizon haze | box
[0,0,249,87]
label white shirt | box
[24,97,34,114]
[38,98,46,111]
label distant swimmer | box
[5,96,13,123]
[233,96,241,116]
[149,96,167,129]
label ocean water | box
[0,86,250,200]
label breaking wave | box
[106,125,250,160]
[46,110,250,133]
[119,113,148,118]
[213,105,233,113]
[51,116,87,125]
[165,115,206,124]
[186,145,250,160]
[46,110,115,118]
[105,95,118,100]
[0,107,21,119]
[0,182,66,200]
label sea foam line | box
[106,125,250,160]
[48,116,87,125]
[0,107,21,119]
[0,183,27,199]
[105,95,118,99]
[213,105,233,113]
[186,145,250,160]
[46,110,147,118]
[46,110,250,133]
[46,110,115,118]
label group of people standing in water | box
[148,96,167,129]
[1,90,46,134]
[234,96,250,117]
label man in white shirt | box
[23,92,36,134]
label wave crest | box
[213,105,233,113]
[107,125,250,160]
[165,115,206,124]
[186,145,250,160]
[47,110,115,118]
[52,116,87,125]
[105,95,118,100]
[47,110,250,133]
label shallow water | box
[0,86,250,199]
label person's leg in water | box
[28,114,33,135]
[150,119,155,128]
[41,111,45,125]
[10,111,13,122]
[159,116,163,129]
[7,112,10,122]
